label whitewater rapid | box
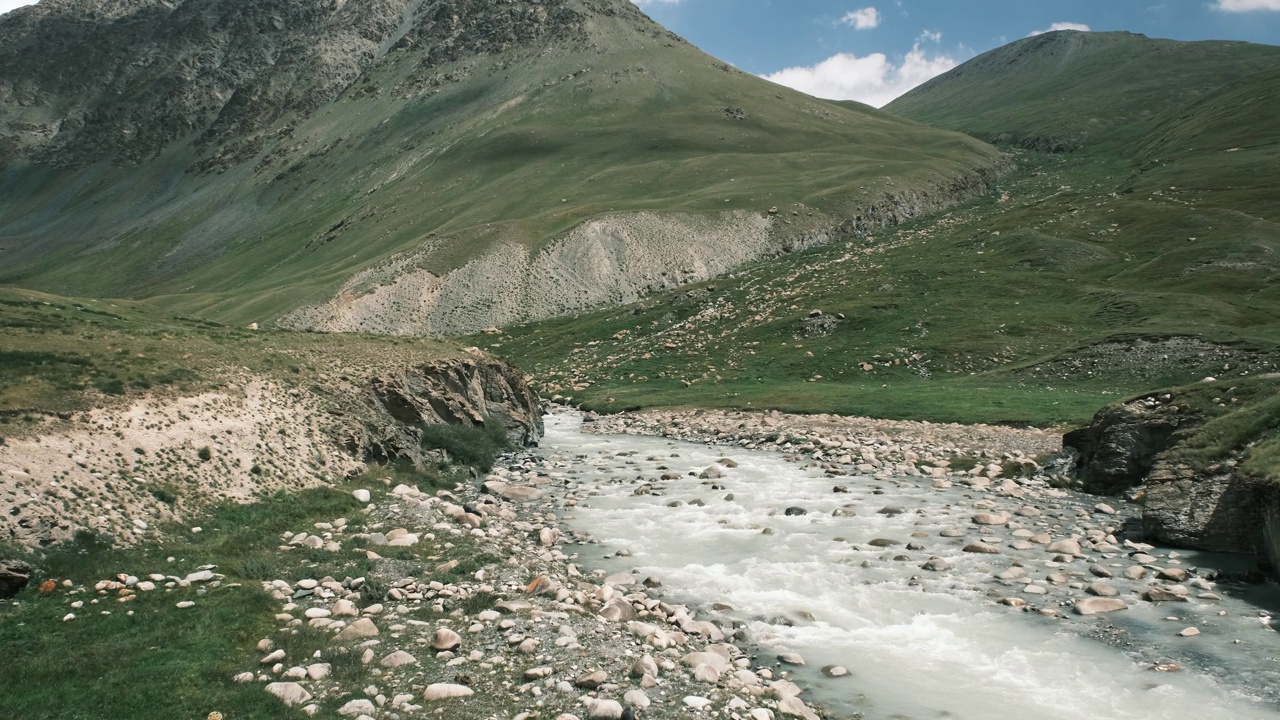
[538,412,1280,720]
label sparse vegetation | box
[419,418,513,473]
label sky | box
[2,0,1279,106]
[633,0,1280,106]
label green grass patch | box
[0,482,376,719]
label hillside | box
[886,31,1280,152]
[0,0,1003,335]
[488,33,1280,428]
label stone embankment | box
[0,355,541,549]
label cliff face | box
[357,357,544,464]
[1063,394,1190,496]
[1066,380,1280,570]
[0,354,542,549]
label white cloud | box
[1028,22,1092,36]
[919,29,943,43]
[1212,0,1280,10]
[0,1,36,14]
[632,0,681,7]
[762,43,957,108]
[841,7,882,30]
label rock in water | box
[1074,598,1128,615]
[0,560,32,599]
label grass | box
[419,416,513,472]
[0,484,366,719]
[484,145,1278,428]
[1153,377,1280,484]
[0,1,999,327]
[887,30,1280,154]
[0,286,461,417]
[0,440,507,720]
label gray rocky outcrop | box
[1063,394,1190,495]
[0,559,32,599]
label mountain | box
[488,31,1280,428]
[886,30,1280,152]
[0,0,1003,334]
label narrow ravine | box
[538,411,1280,720]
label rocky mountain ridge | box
[0,0,1004,335]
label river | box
[536,411,1280,720]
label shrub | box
[234,557,278,581]
[419,417,512,472]
[197,446,212,462]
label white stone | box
[265,682,313,706]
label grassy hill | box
[0,0,1000,331]
[487,32,1280,428]
[886,31,1280,152]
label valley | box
[0,2,1278,719]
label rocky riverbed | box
[19,405,1280,719]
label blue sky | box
[634,0,1280,105]
[2,0,1279,106]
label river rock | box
[922,557,950,571]
[625,689,651,708]
[963,542,1001,554]
[334,618,379,642]
[339,699,376,716]
[381,650,417,668]
[1142,587,1188,603]
[1178,627,1201,637]
[266,682,312,706]
[586,699,624,719]
[433,627,462,650]
[1158,568,1189,582]
[1086,582,1120,597]
[423,683,474,701]
[575,669,608,689]
[1074,597,1128,615]
[777,652,805,666]
[972,512,1008,526]
[1047,539,1081,555]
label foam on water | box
[541,413,1280,719]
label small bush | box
[419,418,512,472]
[197,446,212,462]
[359,576,388,604]
[148,485,178,505]
[235,557,278,581]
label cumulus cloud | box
[841,7,882,29]
[919,29,943,43]
[1028,22,1092,36]
[762,43,957,108]
[632,0,681,7]
[1212,0,1280,10]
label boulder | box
[0,560,32,599]
[265,682,313,706]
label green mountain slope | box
[886,30,1280,152]
[487,32,1280,427]
[0,0,1002,333]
